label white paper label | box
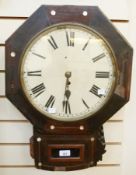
[98,89,106,95]
[47,107,56,114]
[59,150,71,157]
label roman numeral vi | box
[63,101,71,114]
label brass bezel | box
[19,22,119,122]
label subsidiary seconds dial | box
[20,23,117,121]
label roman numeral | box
[31,83,45,97]
[82,38,90,51]
[96,71,110,78]
[31,52,46,59]
[27,70,42,76]
[92,53,106,62]
[66,31,75,47]
[63,101,71,114]
[48,36,58,50]
[82,98,89,109]
[45,95,55,108]
[90,85,102,98]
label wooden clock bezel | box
[6,5,132,131]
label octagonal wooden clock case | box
[5,5,133,171]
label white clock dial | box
[20,23,117,121]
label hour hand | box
[65,89,71,100]
[63,89,71,114]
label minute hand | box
[63,72,72,114]
[63,89,71,114]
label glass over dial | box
[20,23,117,121]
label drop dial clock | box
[6,5,133,171]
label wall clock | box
[5,5,133,171]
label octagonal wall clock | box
[5,5,133,171]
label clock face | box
[20,23,117,121]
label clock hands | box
[63,72,72,114]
